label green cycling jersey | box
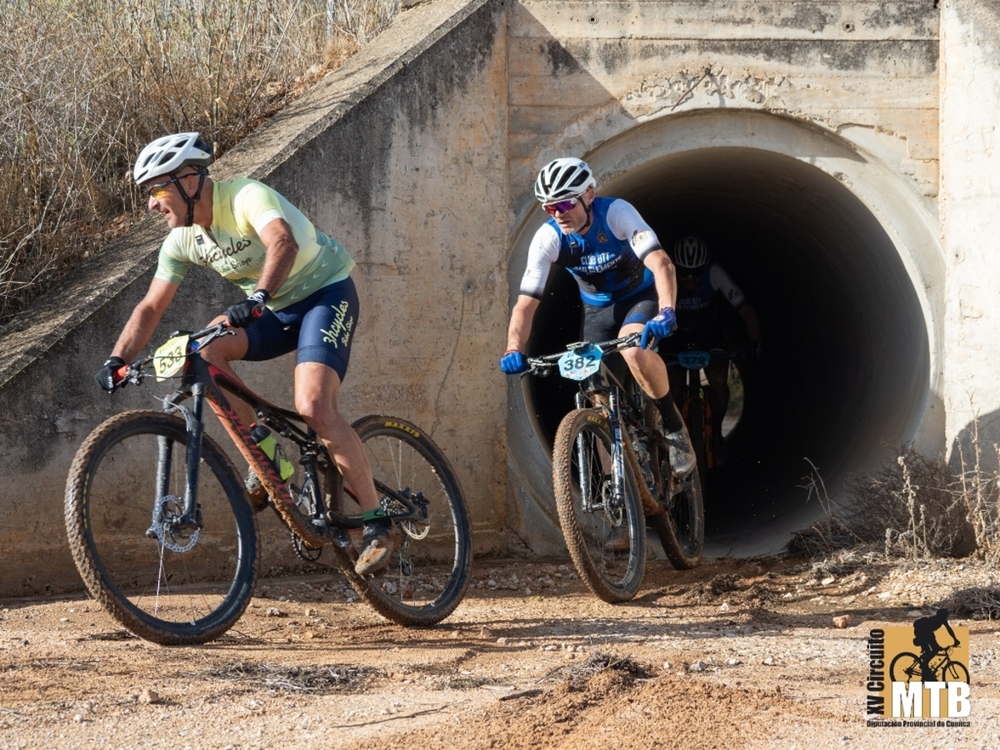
[154,178,354,310]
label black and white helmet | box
[673,236,710,268]
[133,132,213,183]
[534,157,597,203]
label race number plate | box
[677,350,712,370]
[153,335,190,381]
[558,344,602,381]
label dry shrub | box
[847,448,973,560]
[938,586,1000,621]
[0,0,398,326]
[791,440,1000,563]
[954,419,1000,563]
[787,458,864,558]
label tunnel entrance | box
[509,114,935,557]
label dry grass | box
[205,661,383,693]
[790,431,1000,564]
[0,0,398,326]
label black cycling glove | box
[94,356,126,391]
[226,290,270,328]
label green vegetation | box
[0,0,398,326]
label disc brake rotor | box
[148,495,200,553]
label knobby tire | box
[329,415,472,626]
[640,401,704,570]
[552,408,645,603]
[65,411,259,645]
[688,399,710,494]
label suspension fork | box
[573,390,594,510]
[157,382,206,527]
[606,386,627,508]
[574,383,627,511]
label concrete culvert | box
[506,111,936,558]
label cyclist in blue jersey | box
[660,236,761,466]
[93,132,397,577]
[500,157,696,475]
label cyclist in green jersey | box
[94,132,398,576]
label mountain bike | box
[65,322,472,645]
[526,332,704,603]
[889,644,970,686]
[662,345,740,490]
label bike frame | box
[131,324,425,550]
[575,366,654,512]
[530,333,665,515]
[664,346,736,471]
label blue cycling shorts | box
[243,277,359,381]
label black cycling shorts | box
[580,286,659,343]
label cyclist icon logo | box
[868,611,972,723]
[886,608,970,688]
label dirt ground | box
[1,553,999,750]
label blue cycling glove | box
[640,307,676,350]
[500,349,529,374]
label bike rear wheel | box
[889,652,922,685]
[65,411,259,645]
[687,397,710,491]
[641,401,705,570]
[650,464,705,569]
[552,408,645,602]
[330,415,472,626]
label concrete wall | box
[2,0,999,594]
[0,0,510,596]
[941,0,1000,459]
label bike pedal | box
[328,527,352,548]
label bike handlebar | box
[660,343,757,369]
[113,322,235,390]
[525,331,643,376]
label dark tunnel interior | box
[519,146,931,553]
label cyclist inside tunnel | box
[92,131,398,577]
[659,236,762,467]
[499,156,696,475]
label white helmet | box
[673,236,710,268]
[534,157,597,203]
[133,132,212,183]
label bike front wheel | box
[943,660,971,684]
[552,408,645,603]
[331,415,472,626]
[64,411,259,645]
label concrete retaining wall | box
[0,0,511,597]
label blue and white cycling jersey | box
[675,263,746,334]
[519,197,662,307]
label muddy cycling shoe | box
[244,468,270,511]
[354,521,402,576]
[665,428,696,478]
